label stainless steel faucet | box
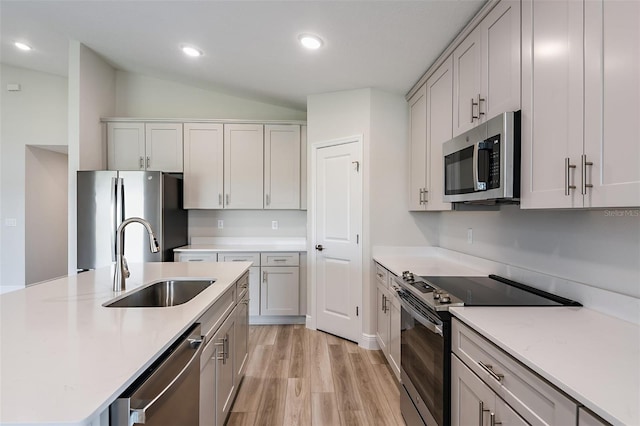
[113,217,160,292]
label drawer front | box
[175,252,217,262]
[375,263,389,288]
[218,252,260,266]
[261,252,299,266]
[452,319,577,426]
[199,285,236,342]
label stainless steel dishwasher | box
[110,324,204,426]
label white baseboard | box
[249,315,306,325]
[359,332,380,350]
[305,315,316,330]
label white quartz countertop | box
[451,307,640,426]
[0,261,251,426]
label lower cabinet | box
[452,318,578,426]
[374,262,401,380]
[451,355,527,426]
[261,266,299,316]
[234,288,249,384]
[214,313,235,426]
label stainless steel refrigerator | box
[77,171,188,270]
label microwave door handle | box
[473,142,480,191]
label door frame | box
[307,135,363,345]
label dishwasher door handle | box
[129,332,204,424]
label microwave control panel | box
[478,135,500,190]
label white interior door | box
[314,138,362,343]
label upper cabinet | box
[521,0,639,209]
[409,57,454,212]
[224,124,264,209]
[452,0,521,137]
[107,122,183,172]
[264,125,301,209]
[183,123,224,209]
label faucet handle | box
[122,257,131,278]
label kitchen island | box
[0,261,251,426]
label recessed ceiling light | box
[298,34,323,50]
[181,45,203,57]
[14,42,32,51]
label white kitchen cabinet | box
[264,124,301,209]
[453,0,520,137]
[451,355,528,426]
[375,284,390,355]
[425,55,453,211]
[583,0,640,208]
[234,280,249,386]
[261,265,299,316]
[388,291,401,380]
[183,123,224,209]
[452,319,577,425]
[223,124,264,209]
[408,84,428,211]
[214,312,235,426]
[521,0,585,209]
[248,266,260,317]
[200,333,217,426]
[300,125,307,210]
[374,262,400,380]
[107,122,183,172]
[579,407,610,426]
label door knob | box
[315,244,324,251]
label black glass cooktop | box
[421,274,581,307]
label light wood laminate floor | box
[228,325,406,426]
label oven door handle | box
[398,298,443,337]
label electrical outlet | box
[5,218,17,227]
[217,220,224,229]
[467,228,473,244]
[272,221,279,230]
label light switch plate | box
[217,220,224,229]
[272,221,278,230]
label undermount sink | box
[104,279,215,308]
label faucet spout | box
[113,217,161,292]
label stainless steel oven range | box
[393,272,581,426]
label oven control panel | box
[399,271,463,310]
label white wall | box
[67,41,116,274]
[0,64,67,289]
[439,205,640,299]
[115,71,307,121]
[25,147,68,285]
[189,210,306,240]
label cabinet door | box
[584,0,640,208]
[248,266,260,317]
[214,314,235,426]
[375,285,390,355]
[578,407,609,426]
[260,266,299,316]
[451,355,496,426]
[183,123,224,209]
[388,292,401,380]
[409,84,427,211]
[264,125,301,209]
[145,123,183,172]
[453,27,482,137]
[481,0,521,120]
[300,125,307,210]
[521,0,584,209]
[494,396,529,426]
[200,338,217,426]
[224,124,264,209]
[107,122,145,170]
[234,295,249,384]
[425,55,453,211]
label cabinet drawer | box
[261,252,299,266]
[452,319,577,426]
[375,263,389,288]
[218,252,260,266]
[199,285,236,342]
[175,252,217,262]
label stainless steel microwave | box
[443,111,520,203]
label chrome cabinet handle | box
[218,193,222,206]
[565,157,577,195]
[490,412,502,426]
[266,193,270,206]
[146,156,150,168]
[139,157,144,169]
[263,271,267,282]
[471,98,479,122]
[381,294,386,313]
[478,361,504,382]
[377,272,384,279]
[225,194,229,206]
[479,401,490,426]
[581,154,593,195]
[477,94,486,117]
